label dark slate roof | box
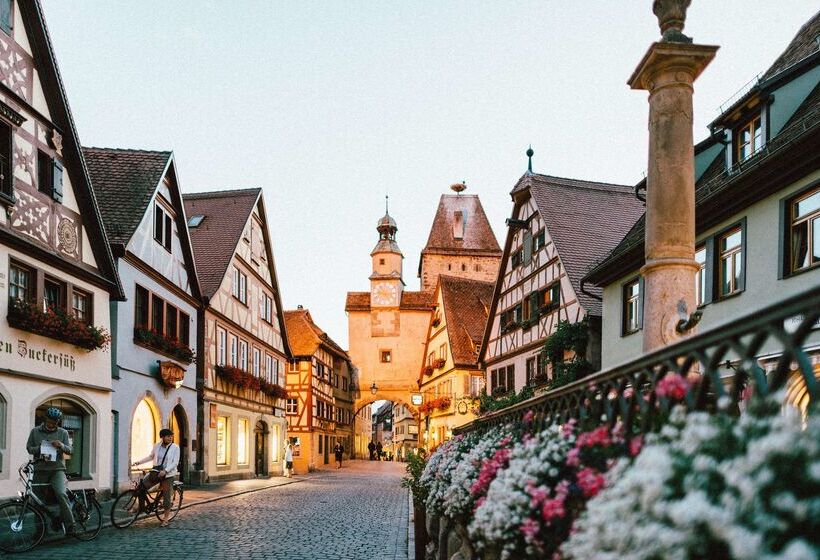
[762,10,820,81]
[438,276,494,367]
[525,174,645,315]
[183,188,260,298]
[284,309,348,360]
[83,148,171,246]
[421,194,501,256]
[345,290,434,312]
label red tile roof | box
[284,308,349,359]
[420,194,501,259]
[344,290,434,312]
[183,188,260,298]
[526,174,644,315]
[438,276,494,367]
[83,147,171,246]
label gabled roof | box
[761,10,820,81]
[525,174,644,314]
[438,276,494,368]
[182,188,260,298]
[283,308,349,360]
[10,3,122,298]
[83,148,171,246]
[345,290,434,312]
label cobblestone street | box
[13,460,409,560]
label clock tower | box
[370,208,404,308]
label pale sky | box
[42,1,818,347]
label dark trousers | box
[34,469,74,529]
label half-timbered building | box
[283,307,354,472]
[585,13,820,415]
[0,1,122,498]
[184,188,290,481]
[84,147,200,492]
[479,173,643,395]
[419,275,493,450]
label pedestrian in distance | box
[131,428,180,527]
[375,441,383,461]
[333,441,344,469]
[368,440,376,461]
[284,442,294,477]
[26,407,75,535]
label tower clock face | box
[373,282,399,306]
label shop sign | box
[209,403,218,428]
[0,337,77,371]
[410,393,423,406]
[159,361,185,388]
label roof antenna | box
[527,145,534,173]
[385,194,389,214]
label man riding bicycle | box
[131,428,179,527]
[25,407,75,535]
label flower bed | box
[134,327,195,364]
[7,298,110,351]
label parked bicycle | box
[110,467,183,528]
[0,460,102,553]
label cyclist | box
[25,407,75,535]
[131,428,179,527]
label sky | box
[41,1,818,348]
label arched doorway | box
[254,421,268,476]
[170,405,188,482]
[130,398,159,470]
[36,397,92,480]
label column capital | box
[628,42,718,91]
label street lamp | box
[370,381,378,395]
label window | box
[151,295,164,332]
[260,293,273,323]
[718,227,743,298]
[695,246,707,307]
[490,365,515,394]
[469,375,485,397]
[43,277,64,311]
[0,0,11,35]
[239,340,248,371]
[438,344,446,360]
[232,267,247,304]
[71,290,90,323]
[237,419,249,465]
[533,230,546,252]
[265,354,273,382]
[735,115,763,163]
[525,357,536,385]
[130,399,157,470]
[216,416,229,465]
[179,312,190,345]
[0,121,11,200]
[379,258,385,265]
[217,328,227,366]
[230,335,238,366]
[187,215,205,228]
[8,261,31,301]
[513,303,523,324]
[36,398,89,479]
[253,348,261,376]
[623,278,642,335]
[511,248,523,268]
[165,303,178,339]
[38,151,52,196]
[787,187,820,274]
[135,285,149,329]
[286,399,298,415]
[153,204,172,251]
[541,282,560,311]
[380,350,392,363]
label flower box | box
[419,396,451,414]
[214,364,287,399]
[433,358,446,369]
[134,327,195,364]
[7,298,110,351]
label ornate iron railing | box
[456,282,820,437]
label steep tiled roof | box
[344,290,434,312]
[421,194,502,256]
[284,308,348,359]
[439,276,494,367]
[762,10,820,81]
[526,174,644,315]
[183,188,260,298]
[83,148,171,246]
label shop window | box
[130,399,157,469]
[237,419,249,465]
[786,186,820,274]
[8,261,32,301]
[216,416,229,465]
[36,398,89,480]
[622,277,643,335]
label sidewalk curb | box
[407,490,415,560]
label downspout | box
[195,297,208,479]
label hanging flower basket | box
[134,327,195,364]
[7,298,110,351]
[422,365,434,377]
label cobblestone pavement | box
[11,460,409,560]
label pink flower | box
[470,447,512,498]
[576,467,606,498]
[541,497,565,523]
[566,447,581,467]
[520,517,541,542]
[522,410,535,424]
[527,483,549,508]
[656,373,690,401]
[629,435,643,457]
[561,419,577,438]
[575,426,611,449]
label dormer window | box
[187,215,205,228]
[735,115,763,163]
[453,211,464,239]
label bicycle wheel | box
[155,485,183,522]
[110,490,140,528]
[72,498,102,540]
[0,501,46,553]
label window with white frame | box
[786,186,820,274]
[232,266,247,304]
[217,328,227,366]
[622,278,642,335]
[253,348,261,376]
[286,399,298,415]
[265,354,273,382]
[260,292,273,323]
[717,227,743,298]
[153,203,173,251]
[695,246,706,307]
[239,340,248,371]
[230,335,238,366]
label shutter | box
[638,276,645,329]
[523,231,532,265]
[52,160,63,203]
[529,292,538,319]
[737,218,747,292]
[164,214,172,250]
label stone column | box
[628,3,718,353]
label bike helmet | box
[45,407,63,421]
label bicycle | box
[110,468,183,528]
[0,460,102,553]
